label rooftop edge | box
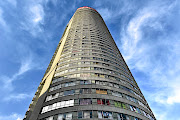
[77,6,97,12]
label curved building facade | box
[24,7,156,120]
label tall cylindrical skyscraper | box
[24,7,156,120]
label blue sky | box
[0,0,180,120]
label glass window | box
[136,108,141,114]
[96,89,107,94]
[69,100,74,106]
[114,101,122,108]
[80,89,91,94]
[78,111,82,118]
[58,114,63,120]
[108,83,113,87]
[98,111,102,118]
[56,102,60,109]
[58,113,72,120]
[41,106,48,113]
[78,111,92,118]
[80,80,91,85]
[60,101,65,108]
[46,116,53,120]
[80,73,90,77]
[46,95,52,101]
[52,103,56,109]
[64,82,75,87]
[126,115,130,120]
[65,101,70,107]
[79,99,92,105]
[112,91,122,97]
[117,113,126,120]
[97,99,110,105]
[48,105,53,111]
[134,117,138,120]
[64,90,75,96]
[66,113,72,120]
[122,103,126,109]
[98,111,112,119]
[96,81,100,84]
[114,84,119,88]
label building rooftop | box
[77,6,97,12]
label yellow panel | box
[39,17,74,97]
[96,90,107,94]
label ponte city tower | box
[24,7,156,120]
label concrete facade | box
[24,7,156,120]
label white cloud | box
[17,118,22,120]
[0,113,23,120]
[0,8,7,28]
[96,8,112,22]
[3,93,33,102]
[166,78,180,104]
[30,4,44,23]
[119,0,180,119]
[0,56,33,91]
[122,12,155,62]
[20,3,45,36]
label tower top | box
[77,6,97,12]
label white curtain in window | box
[65,101,70,107]
[56,102,60,109]
[66,113,72,119]
[60,101,65,108]
[84,111,90,118]
[57,114,63,120]
[46,116,53,120]
[52,103,56,110]
[98,111,102,118]
[69,100,74,106]
[108,112,112,119]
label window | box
[80,80,91,85]
[98,111,112,119]
[108,83,113,87]
[129,105,140,113]
[112,91,122,97]
[64,82,76,87]
[46,95,52,101]
[69,68,77,72]
[97,99,110,105]
[96,89,107,94]
[58,113,72,120]
[64,90,75,96]
[49,84,61,92]
[134,117,139,120]
[81,67,90,70]
[80,73,90,77]
[41,100,74,113]
[41,106,48,113]
[78,111,92,118]
[52,77,64,84]
[95,80,107,86]
[114,84,119,88]
[79,99,92,105]
[100,74,105,78]
[122,103,126,109]
[80,89,91,94]
[114,101,122,108]
[46,93,59,101]
[117,113,130,120]
[46,116,53,120]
